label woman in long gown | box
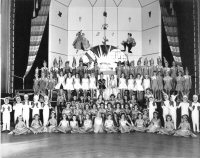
[94,112,104,133]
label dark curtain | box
[174,0,194,95]
[14,0,48,90]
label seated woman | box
[70,115,80,133]
[104,113,118,133]
[119,113,133,133]
[29,114,44,134]
[57,114,71,133]
[94,112,104,133]
[8,115,30,135]
[174,114,197,137]
[147,111,161,133]
[142,109,150,127]
[158,114,175,135]
[134,112,147,132]
[79,114,93,133]
[45,111,57,133]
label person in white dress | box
[55,71,66,89]
[189,95,200,133]
[118,73,127,97]
[94,112,104,133]
[13,96,23,123]
[73,73,81,98]
[1,97,12,131]
[127,74,135,99]
[64,72,74,100]
[161,94,171,124]
[82,73,89,97]
[107,74,118,98]
[56,114,71,133]
[89,73,97,98]
[22,94,31,127]
[135,73,144,102]
[143,74,151,91]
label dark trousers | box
[122,42,132,52]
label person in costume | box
[149,58,157,77]
[189,95,200,133]
[71,57,77,77]
[56,114,71,133]
[65,72,74,100]
[45,111,57,133]
[81,73,89,98]
[121,33,136,53]
[42,95,52,126]
[170,61,178,91]
[13,96,23,123]
[177,95,190,116]
[51,58,59,79]
[89,72,97,98]
[147,111,161,133]
[183,67,191,96]
[135,58,143,75]
[119,113,133,133]
[148,96,157,121]
[1,97,12,131]
[156,57,163,76]
[142,58,149,76]
[174,114,196,137]
[77,58,85,81]
[22,94,31,127]
[70,115,80,133]
[129,60,136,78]
[73,73,81,98]
[161,93,171,124]
[156,71,163,101]
[176,71,185,97]
[63,61,72,75]
[158,114,175,135]
[134,112,147,132]
[57,89,66,121]
[163,57,171,76]
[143,74,151,92]
[8,115,30,135]
[115,61,123,86]
[98,72,106,96]
[169,94,178,129]
[118,73,127,97]
[29,114,44,134]
[33,69,40,94]
[94,112,104,133]
[41,60,49,78]
[163,71,173,96]
[123,61,130,79]
[39,72,48,100]
[55,70,66,90]
[79,114,93,133]
[127,74,135,99]
[31,95,41,118]
[134,73,144,103]
[47,72,56,100]
[104,113,118,133]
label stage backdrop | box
[48,0,161,68]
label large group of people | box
[1,56,199,138]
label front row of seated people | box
[1,93,199,138]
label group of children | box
[1,91,199,138]
[33,56,191,107]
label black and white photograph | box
[1,0,200,157]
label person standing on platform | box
[183,67,192,96]
[142,58,149,76]
[77,58,84,82]
[41,60,49,78]
[115,61,122,87]
[178,95,190,117]
[121,33,136,53]
[156,57,163,76]
[129,60,136,78]
[149,58,157,77]
[135,58,143,75]
[170,61,178,92]
[50,58,59,79]
[63,61,72,75]
[98,72,106,96]
[13,96,23,123]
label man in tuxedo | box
[121,33,136,53]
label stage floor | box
[1,132,200,158]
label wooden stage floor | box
[1,132,200,158]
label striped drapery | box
[24,0,51,77]
[160,0,182,66]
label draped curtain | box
[24,0,51,77]
[160,0,182,66]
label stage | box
[1,133,200,158]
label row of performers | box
[33,67,191,102]
[1,93,200,135]
[46,57,186,79]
